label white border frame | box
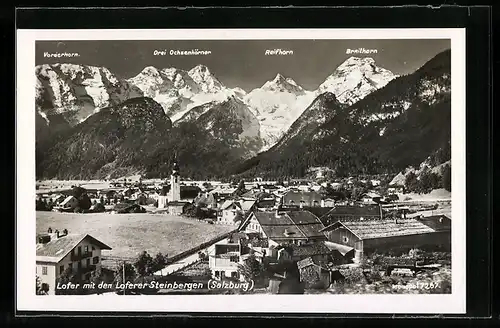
[16,28,466,314]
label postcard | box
[16,28,466,314]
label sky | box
[36,39,451,92]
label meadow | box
[36,211,235,268]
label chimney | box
[275,205,283,218]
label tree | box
[133,251,155,277]
[441,164,451,191]
[36,275,48,295]
[418,170,441,194]
[235,180,246,196]
[56,267,80,295]
[404,171,419,193]
[237,254,265,284]
[151,252,167,274]
[71,186,91,210]
[89,266,105,289]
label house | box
[239,209,327,245]
[167,201,190,216]
[218,199,256,225]
[279,242,334,265]
[194,192,218,209]
[321,198,336,207]
[319,216,452,263]
[209,186,237,198]
[36,230,112,295]
[111,203,146,214]
[281,190,323,208]
[54,196,78,212]
[208,236,246,281]
[297,257,331,289]
[361,192,382,204]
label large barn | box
[319,215,451,262]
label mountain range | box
[35,50,451,180]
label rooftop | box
[36,234,111,263]
[249,210,326,241]
[320,218,441,240]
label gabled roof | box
[221,200,240,210]
[324,241,355,256]
[242,210,326,241]
[320,218,439,240]
[36,234,111,263]
[240,199,256,212]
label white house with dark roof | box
[36,229,112,295]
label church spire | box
[172,158,180,177]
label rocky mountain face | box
[175,95,263,158]
[35,64,143,128]
[234,49,451,179]
[35,50,450,180]
[36,97,249,180]
[126,64,242,122]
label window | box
[59,265,64,274]
[342,236,349,244]
[86,258,91,267]
[68,263,73,271]
[231,272,238,278]
[93,256,99,264]
[84,246,89,253]
[92,246,95,251]
[230,256,239,263]
[42,266,47,275]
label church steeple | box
[169,158,181,202]
[172,160,180,177]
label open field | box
[36,211,235,268]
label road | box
[153,252,202,276]
[153,240,219,276]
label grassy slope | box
[36,212,234,267]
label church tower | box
[169,160,181,202]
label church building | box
[157,160,192,215]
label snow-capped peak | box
[261,73,305,94]
[316,56,397,105]
[187,64,223,93]
[139,66,161,77]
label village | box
[35,162,452,296]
